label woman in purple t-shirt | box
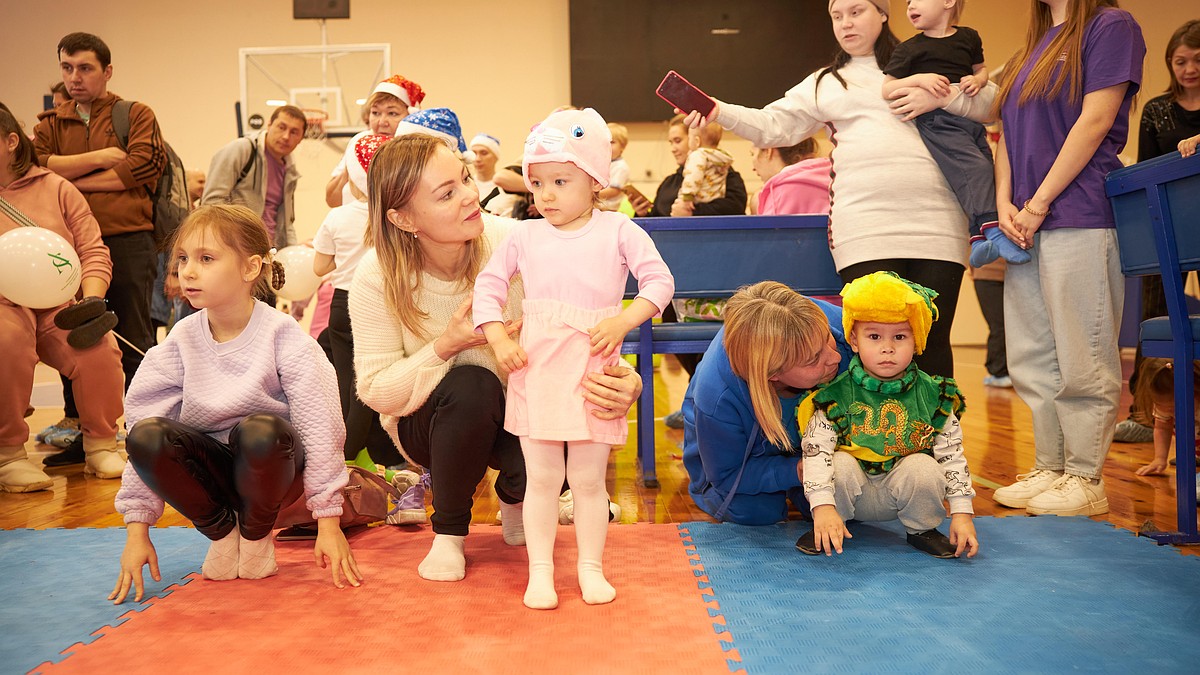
[990,0,1145,516]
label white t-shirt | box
[312,200,370,290]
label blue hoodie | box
[681,298,851,525]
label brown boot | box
[83,436,126,479]
[0,445,54,493]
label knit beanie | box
[469,133,501,159]
[828,0,888,18]
[372,75,426,110]
[522,107,612,191]
[841,271,938,354]
[393,108,474,161]
[345,133,390,197]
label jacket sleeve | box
[349,255,451,419]
[115,343,184,526]
[692,169,748,216]
[693,389,802,498]
[201,139,253,205]
[113,102,168,189]
[59,179,112,287]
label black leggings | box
[838,259,964,379]
[125,414,305,541]
[393,366,525,536]
[325,289,398,464]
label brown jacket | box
[33,92,167,237]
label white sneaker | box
[993,469,1063,508]
[558,489,621,524]
[1026,474,1109,516]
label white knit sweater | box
[716,56,968,271]
[348,214,524,460]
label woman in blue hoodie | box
[682,282,852,525]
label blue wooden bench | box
[1106,151,1200,544]
[620,214,841,487]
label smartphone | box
[622,184,649,205]
[655,71,716,118]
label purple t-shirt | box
[262,152,286,241]
[1000,8,1144,230]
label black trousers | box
[126,414,305,541]
[324,289,398,464]
[839,259,964,379]
[61,231,157,418]
[973,278,1008,378]
[393,366,525,536]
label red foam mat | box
[42,524,729,674]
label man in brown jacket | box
[33,32,167,464]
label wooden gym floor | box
[4,347,1196,552]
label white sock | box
[201,527,239,581]
[524,560,558,610]
[578,559,616,605]
[418,534,466,582]
[498,500,526,546]
[237,532,278,579]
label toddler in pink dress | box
[474,108,674,610]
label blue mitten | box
[969,225,1031,268]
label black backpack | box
[111,100,190,248]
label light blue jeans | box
[1003,227,1123,479]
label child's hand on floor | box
[948,513,979,558]
[1135,459,1169,476]
[109,530,160,605]
[811,505,851,555]
[314,518,362,589]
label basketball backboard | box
[238,43,390,138]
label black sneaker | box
[906,529,957,558]
[794,529,821,555]
[54,296,107,330]
[66,312,118,350]
[43,435,85,467]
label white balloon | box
[0,228,82,309]
[273,245,322,301]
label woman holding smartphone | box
[680,0,982,379]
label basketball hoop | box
[301,108,329,141]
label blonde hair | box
[724,281,833,450]
[607,122,628,147]
[996,0,1114,109]
[365,134,490,338]
[1131,358,1200,426]
[950,0,965,24]
[698,122,723,148]
[170,204,285,299]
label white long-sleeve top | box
[349,214,524,457]
[802,409,976,515]
[115,301,347,525]
[715,56,968,271]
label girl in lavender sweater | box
[110,204,360,604]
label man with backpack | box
[34,32,167,389]
[201,106,305,253]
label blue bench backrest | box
[1105,152,1200,276]
[624,214,839,297]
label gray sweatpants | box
[831,451,946,534]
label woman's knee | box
[438,366,504,412]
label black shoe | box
[66,312,118,350]
[54,296,107,330]
[906,529,957,558]
[43,435,85,467]
[795,529,820,555]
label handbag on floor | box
[275,465,402,529]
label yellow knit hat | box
[841,271,939,354]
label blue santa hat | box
[394,108,474,161]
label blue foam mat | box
[680,517,1200,673]
[0,527,206,673]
